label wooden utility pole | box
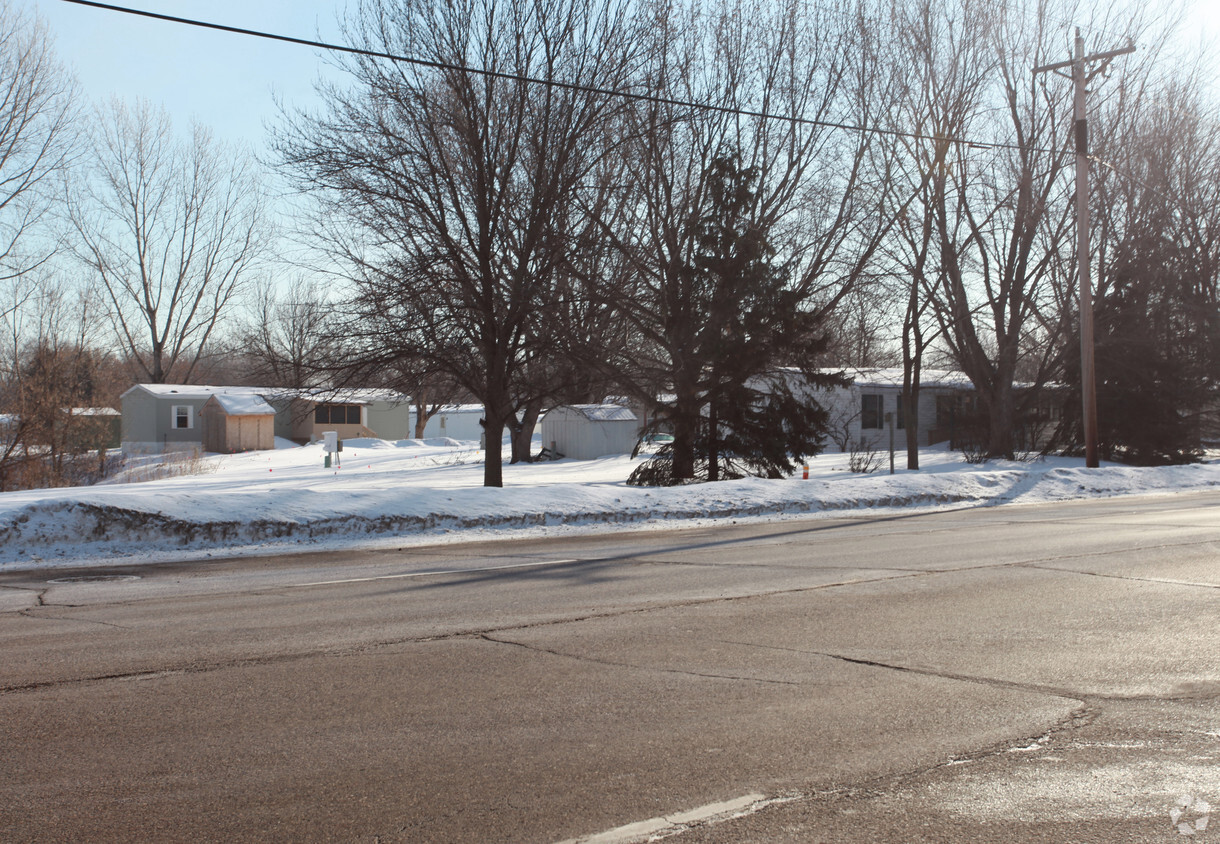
[1034,30,1134,468]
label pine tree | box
[628,155,841,485]
[1056,230,1219,465]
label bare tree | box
[0,1,77,281]
[590,0,896,481]
[275,0,641,486]
[885,0,1166,459]
[820,283,901,369]
[879,0,994,467]
[238,277,332,388]
[0,275,115,490]
[70,101,268,384]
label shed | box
[121,385,413,452]
[540,404,640,460]
[200,394,275,453]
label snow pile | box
[0,440,1216,570]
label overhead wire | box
[59,0,1069,156]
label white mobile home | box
[413,404,487,443]
[818,368,976,451]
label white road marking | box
[294,558,580,587]
[555,793,776,844]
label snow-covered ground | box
[1,437,1217,571]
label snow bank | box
[0,440,1216,570]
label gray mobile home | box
[122,385,415,453]
[121,384,239,453]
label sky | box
[26,0,347,156]
[23,0,1220,158]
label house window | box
[314,403,362,425]
[172,405,193,430]
[936,393,978,428]
[897,395,906,430]
[861,394,883,429]
[936,395,955,429]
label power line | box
[59,0,1060,155]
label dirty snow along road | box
[1,438,1218,570]
[1,491,1218,842]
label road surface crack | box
[716,639,1086,701]
[0,584,46,610]
[16,608,133,630]
[479,632,802,686]
[1021,563,1220,590]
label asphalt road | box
[1,493,1218,843]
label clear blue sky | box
[24,0,1220,155]
[27,0,345,155]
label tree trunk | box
[511,401,542,464]
[413,392,429,439]
[669,371,699,482]
[482,414,504,487]
[706,400,720,482]
[903,384,921,471]
[985,385,1016,460]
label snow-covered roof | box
[565,404,638,422]
[207,394,275,416]
[839,368,975,390]
[121,384,276,401]
[121,384,410,405]
[287,387,411,405]
[67,407,120,416]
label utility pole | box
[1034,30,1134,469]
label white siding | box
[414,406,486,442]
[540,406,640,460]
[817,384,961,451]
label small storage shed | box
[540,404,640,460]
[200,393,275,453]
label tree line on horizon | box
[0,0,1217,489]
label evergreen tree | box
[1056,230,1219,465]
[629,155,840,485]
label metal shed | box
[200,394,275,453]
[540,404,640,460]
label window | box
[171,405,193,430]
[897,395,906,430]
[314,403,362,425]
[861,394,883,429]
[936,395,955,429]
[936,393,978,428]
